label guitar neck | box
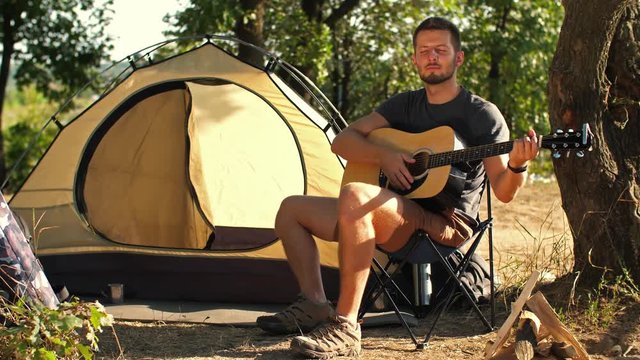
[427,140,514,169]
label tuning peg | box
[567,129,575,133]
[576,150,585,158]
[553,151,561,159]
[555,128,564,133]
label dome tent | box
[7,36,346,303]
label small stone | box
[599,335,616,353]
[609,344,622,357]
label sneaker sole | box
[293,346,361,359]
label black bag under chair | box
[358,184,498,350]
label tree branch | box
[324,0,360,28]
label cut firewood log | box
[525,292,590,360]
[518,310,542,337]
[485,271,540,360]
[515,315,538,360]
[514,339,534,360]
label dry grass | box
[95,181,640,360]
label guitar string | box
[405,134,561,171]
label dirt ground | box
[96,180,640,360]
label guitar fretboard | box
[427,141,514,168]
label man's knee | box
[337,183,369,221]
[338,182,376,209]
[275,195,303,237]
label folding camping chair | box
[358,181,497,350]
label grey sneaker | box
[256,294,334,335]
[290,315,361,359]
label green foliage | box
[316,1,424,119]
[265,1,333,82]
[163,0,241,38]
[447,0,564,138]
[1,0,114,102]
[161,0,248,59]
[163,1,562,141]
[2,86,59,193]
[0,297,114,360]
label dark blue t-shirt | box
[375,87,509,218]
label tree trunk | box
[329,31,352,116]
[549,0,640,284]
[234,0,265,67]
[0,3,18,187]
[299,0,359,108]
[488,4,512,132]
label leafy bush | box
[0,296,114,359]
[3,121,58,194]
[2,85,59,194]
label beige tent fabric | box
[83,88,211,249]
[187,81,303,229]
[10,44,343,268]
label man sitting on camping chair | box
[256,16,539,359]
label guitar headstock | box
[540,123,593,158]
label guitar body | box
[341,126,456,199]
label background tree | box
[163,0,266,66]
[549,0,640,283]
[0,0,113,187]
[165,0,561,134]
[458,0,563,137]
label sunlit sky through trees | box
[104,0,181,60]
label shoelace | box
[308,319,350,346]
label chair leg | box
[358,257,413,320]
[488,222,496,328]
[358,259,423,348]
[372,267,422,347]
[358,262,391,320]
[421,232,494,345]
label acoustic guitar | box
[341,124,592,199]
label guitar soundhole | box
[378,149,430,195]
[408,149,430,179]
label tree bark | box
[234,0,265,67]
[549,0,640,283]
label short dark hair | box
[412,17,461,51]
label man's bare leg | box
[289,182,430,357]
[275,196,338,303]
[334,182,434,323]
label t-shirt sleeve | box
[374,92,408,128]
[472,102,509,145]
